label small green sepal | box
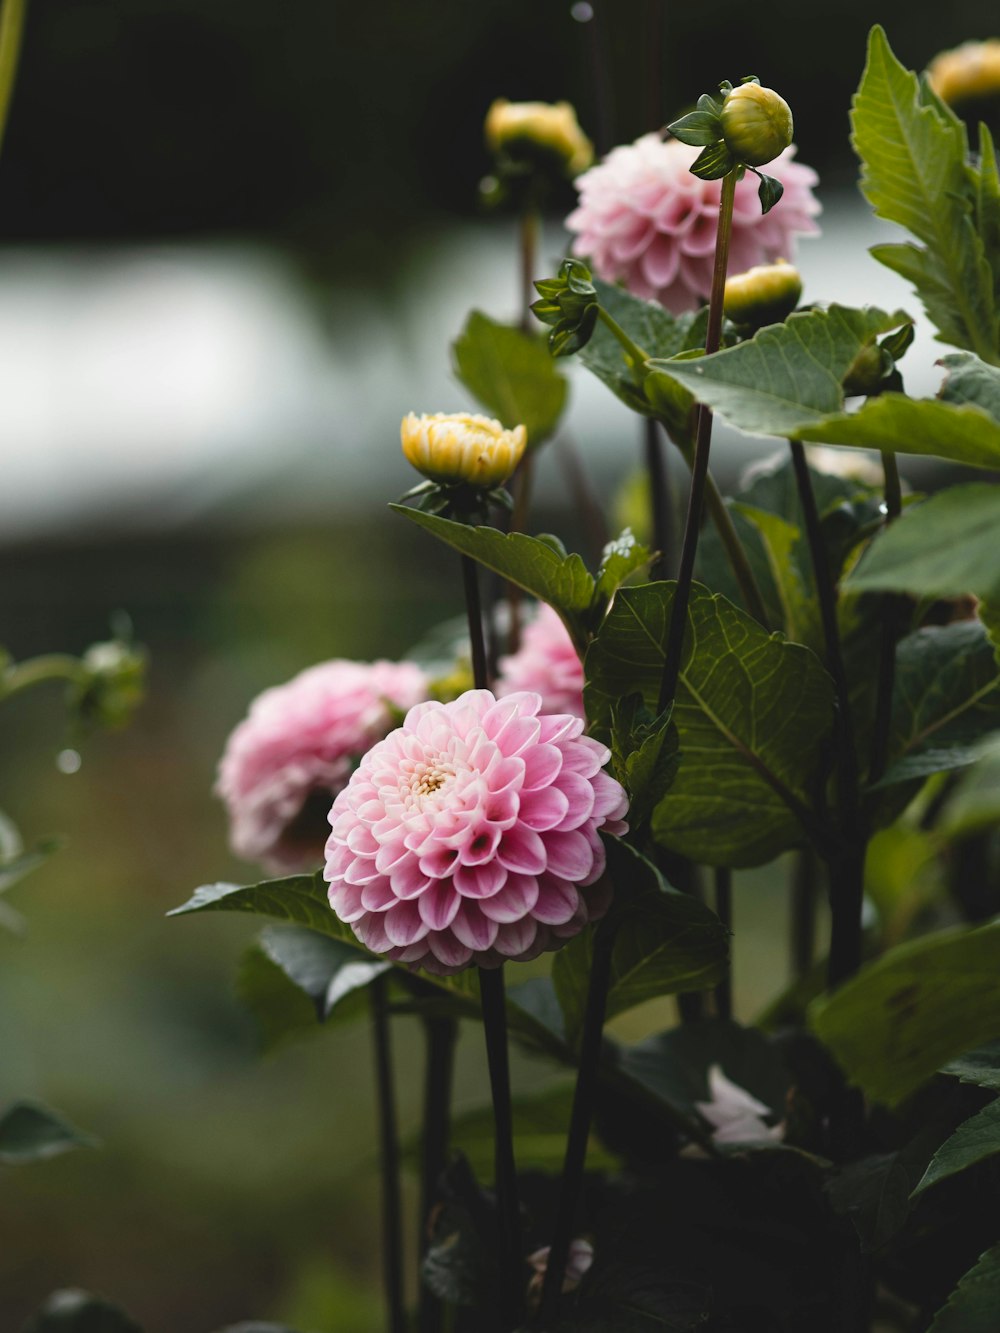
[667,108,724,148]
[753,170,785,214]
[531,259,600,356]
[690,141,737,180]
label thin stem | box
[1,653,84,704]
[787,442,865,992]
[645,417,673,580]
[417,1014,458,1333]
[578,0,613,156]
[644,0,664,132]
[595,304,651,370]
[507,456,535,654]
[371,975,406,1333]
[0,0,28,157]
[790,848,818,979]
[657,170,738,713]
[461,555,490,690]
[460,551,522,1325]
[480,965,524,1328]
[714,867,733,1021]
[702,472,770,627]
[868,451,903,786]
[537,915,617,1325]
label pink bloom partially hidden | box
[497,604,585,719]
[695,1064,785,1146]
[324,689,628,975]
[567,133,820,314]
[217,660,428,875]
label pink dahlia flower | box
[496,603,585,719]
[217,660,428,875]
[566,132,820,314]
[324,689,628,975]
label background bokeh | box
[0,2,994,1329]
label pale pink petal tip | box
[324,687,629,974]
[567,133,821,314]
[216,659,429,875]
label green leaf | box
[875,621,1000,787]
[645,305,911,439]
[939,350,1000,414]
[236,927,388,1050]
[451,310,568,447]
[732,503,816,648]
[809,917,1000,1106]
[826,1133,938,1252]
[585,584,833,867]
[579,278,700,435]
[796,393,1000,469]
[610,698,681,829]
[691,140,736,180]
[667,108,724,148]
[912,1098,1000,1195]
[552,841,728,1046]
[755,171,783,215]
[259,923,390,1019]
[852,26,998,360]
[594,528,652,605]
[847,484,1000,603]
[942,1040,1000,1091]
[926,1244,1000,1333]
[0,1101,95,1165]
[390,505,595,649]
[21,1293,143,1332]
[169,874,481,1012]
[169,873,359,942]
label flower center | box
[408,758,457,800]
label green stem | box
[1,653,84,703]
[595,304,651,373]
[657,169,738,713]
[702,472,770,627]
[416,1014,458,1333]
[0,0,28,157]
[787,443,865,998]
[460,550,523,1326]
[371,975,406,1333]
[790,847,818,979]
[537,915,617,1325]
[868,451,903,786]
[520,210,539,335]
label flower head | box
[928,40,1000,105]
[695,1064,785,1146]
[325,689,628,975]
[566,133,820,314]
[485,99,593,176]
[401,412,527,489]
[724,258,802,328]
[496,604,585,719]
[720,83,794,167]
[217,660,428,874]
[527,1239,594,1306]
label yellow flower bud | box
[401,412,527,488]
[484,99,594,176]
[927,40,1000,106]
[723,259,802,327]
[720,83,794,167]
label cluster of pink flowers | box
[324,689,628,974]
[497,603,585,718]
[216,659,428,874]
[566,133,820,313]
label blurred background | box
[0,1,995,1328]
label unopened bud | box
[724,259,802,328]
[485,99,594,176]
[720,82,793,167]
[401,412,527,488]
[75,639,146,730]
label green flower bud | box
[723,260,802,328]
[720,82,793,167]
[74,639,146,730]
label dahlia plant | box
[167,25,1000,1333]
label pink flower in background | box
[217,660,428,874]
[566,133,820,314]
[324,689,628,975]
[496,604,585,719]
